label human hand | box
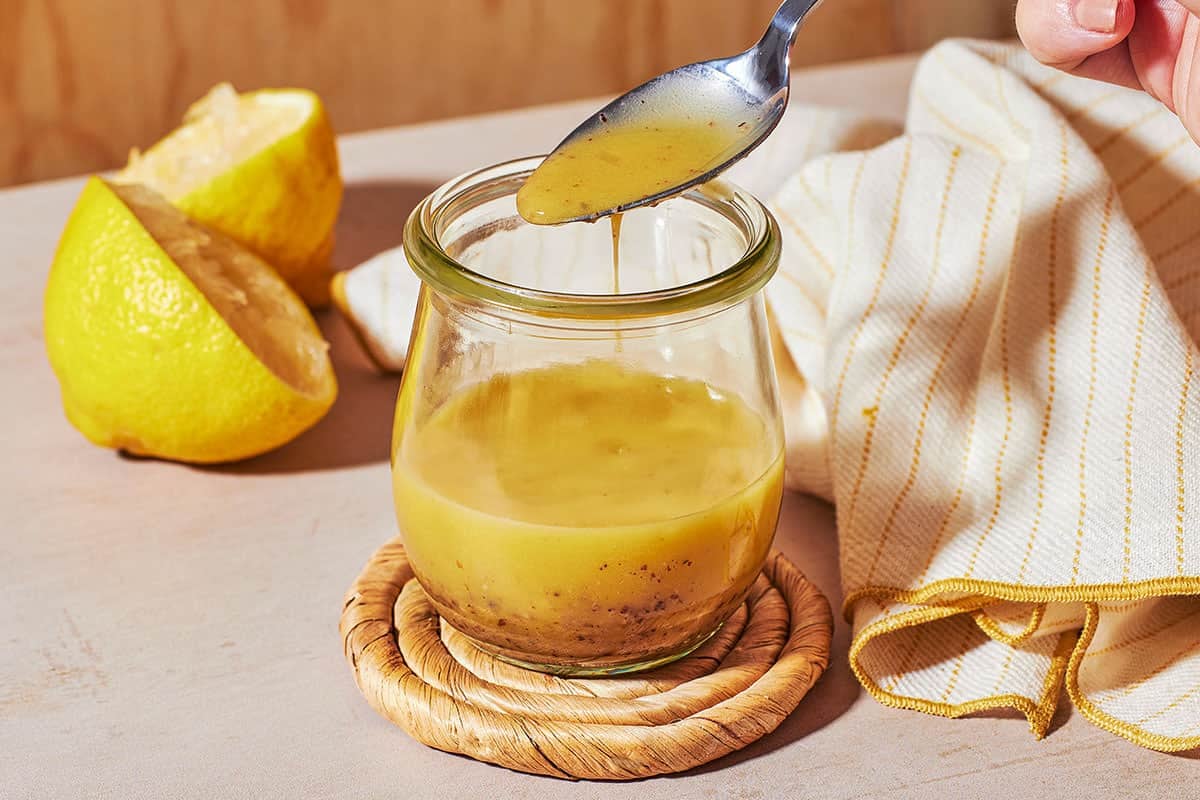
[1016,0,1200,142]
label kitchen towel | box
[761,39,1200,751]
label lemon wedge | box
[118,83,342,307]
[44,177,337,463]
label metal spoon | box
[526,0,824,224]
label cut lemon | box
[118,83,342,307]
[44,177,337,463]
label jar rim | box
[402,156,781,320]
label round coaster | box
[340,539,832,780]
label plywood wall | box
[0,0,1016,187]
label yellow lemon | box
[44,177,337,463]
[118,83,342,307]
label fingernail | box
[1074,0,1118,34]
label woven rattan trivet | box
[340,538,832,780]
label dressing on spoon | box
[516,73,759,226]
[516,0,822,227]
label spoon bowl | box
[517,0,824,225]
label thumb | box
[1016,0,1136,70]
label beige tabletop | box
[3,54,1196,799]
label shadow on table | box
[681,492,862,776]
[330,179,440,270]
[206,180,437,475]
[972,704,1199,757]
[966,699,1074,738]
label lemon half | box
[44,177,337,463]
[118,84,342,307]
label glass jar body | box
[391,158,784,674]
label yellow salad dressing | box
[516,71,758,226]
[516,116,748,225]
[393,360,784,667]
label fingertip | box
[1075,0,1121,34]
[1111,0,1136,35]
[1017,0,1136,70]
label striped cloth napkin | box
[752,39,1200,751]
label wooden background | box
[0,0,1016,187]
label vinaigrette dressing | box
[393,361,783,668]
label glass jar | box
[392,157,784,675]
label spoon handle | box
[763,0,824,52]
